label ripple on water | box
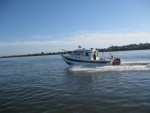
[0,54,150,113]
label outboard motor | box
[112,58,121,65]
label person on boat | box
[94,53,96,60]
[111,55,116,60]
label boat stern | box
[111,58,121,65]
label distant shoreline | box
[1,43,150,58]
[98,43,150,52]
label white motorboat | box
[61,47,121,66]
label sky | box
[0,0,150,56]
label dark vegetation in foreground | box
[1,43,150,58]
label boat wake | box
[68,62,150,72]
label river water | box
[0,50,150,113]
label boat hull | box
[61,55,111,66]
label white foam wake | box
[68,63,150,72]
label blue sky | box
[0,0,150,56]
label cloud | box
[0,31,150,48]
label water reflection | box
[64,67,122,96]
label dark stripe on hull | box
[64,56,110,64]
[66,62,72,65]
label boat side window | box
[81,52,84,56]
[86,52,88,56]
[83,52,86,56]
[80,52,83,56]
[75,51,87,56]
[75,52,78,55]
[79,52,81,56]
[77,52,80,55]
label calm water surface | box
[0,50,150,113]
